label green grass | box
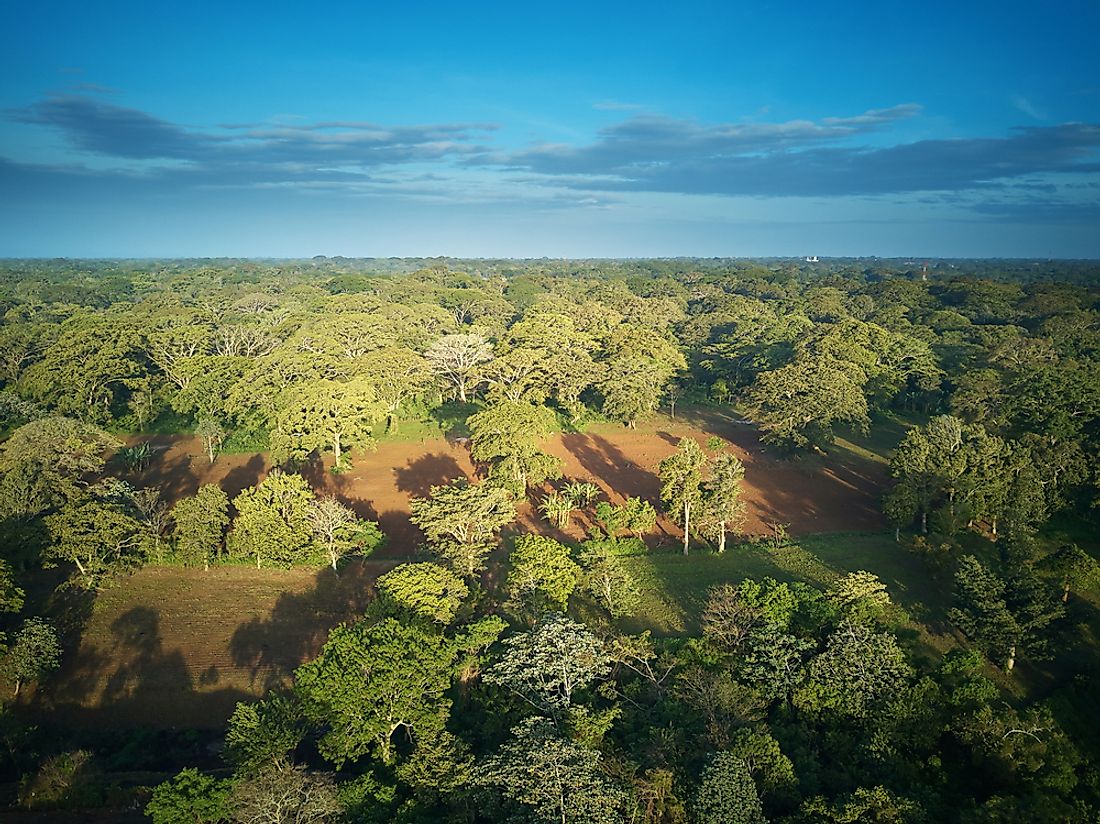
[619,531,954,638]
[830,410,925,466]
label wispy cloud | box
[1010,94,1046,121]
[7,94,499,180]
[473,107,1100,198]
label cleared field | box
[32,409,901,729]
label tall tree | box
[308,495,380,572]
[697,451,746,553]
[467,401,561,493]
[171,484,230,570]
[271,378,385,469]
[425,333,493,403]
[229,471,316,569]
[408,479,516,564]
[659,437,706,555]
[506,535,581,614]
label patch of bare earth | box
[34,410,886,728]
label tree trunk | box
[895,527,900,543]
[1063,581,1070,603]
[1005,645,1016,673]
[333,431,342,468]
[458,381,467,403]
[330,547,339,573]
[256,553,261,570]
[13,679,21,697]
[206,438,215,464]
[670,398,676,419]
[682,502,690,556]
[991,517,997,536]
[921,511,928,535]
[717,524,726,554]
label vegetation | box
[0,257,1098,821]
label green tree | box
[746,355,869,450]
[692,752,766,824]
[229,471,316,569]
[794,623,913,719]
[44,498,144,588]
[484,614,610,717]
[271,378,385,469]
[696,452,746,553]
[3,618,62,696]
[0,417,118,517]
[296,617,501,766]
[506,534,581,614]
[827,571,893,625]
[594,497,657,539]
[146,768,232,824]
[171,484,230,570]
[1041,544,1100,603]
[659,437,706,555]
[467,401,561,493]
[579,542,641,618]
[376,562,469,625]
[195,416,226,465]
[225,693,304,775]
[408,479,516,570]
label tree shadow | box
[229,558,397,692]
[221,454,267,500]
[393,452,465,498]
[30,604,254,731]
[560,432,661,505]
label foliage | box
[171,484,230,569]
[476,716,629,824]
[505,534,581,614]
[228,471,316,569]
[376,562,469,625]
[146,768,232,824]
[484,614,611,717]
[408,479,515,555]
[2,617,62,696]
[692,752,765,824]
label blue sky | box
[1,1,1098,258]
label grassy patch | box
[619,531,951,636]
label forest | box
[0,256,1097,823]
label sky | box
[1,1,1098,258]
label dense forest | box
[0,257,1098,822]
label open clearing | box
[32,409,897,729]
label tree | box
[146,768,232,824]
[506,535,581,614]
[828,570,893,625]
[225,693,304,775]
[296,616,500,766]
[579,542,641,618]
[949,555,1023,671]
[476,716,628,824]
[376,562,469,625]
[1041,544,1100,603]
[271,378,385,470]
[425,333,493,403]
[659,438,706,555]
[229,763,343,824]
[195,416,226,465]
[128,486,170,562]
[408,479,515,563]
[355,346,432,432]
[172,484,230,570]
[599,325,686,428]
[594,497,657,539]
[308,495,380,572]
[696,452,746,553]
[692,752,766,824]
[3,618,61,696]
[484,615,611,717]
[44,498,143,588]
[794,623,913,719]
[229,472,316,569]
[746,356,869,450]
[0,417,118,517]
[467,401,561,493]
